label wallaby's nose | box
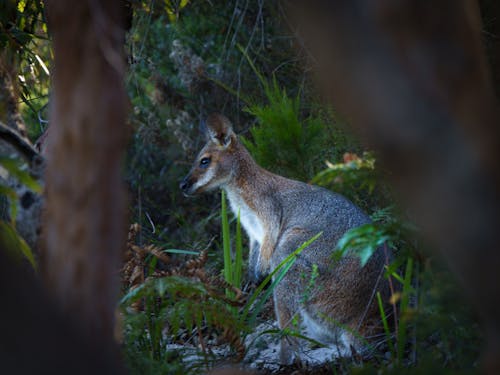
[179,177,190,192]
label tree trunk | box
[291,0,500,373]
[43,0,127,363]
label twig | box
[145,211,156,234]
[356,262,385,332]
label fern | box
[122,275,245,362]
[239,48,327,181]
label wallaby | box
[180,113,392,364]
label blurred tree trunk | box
[0,250,124,374]
[291,0,500,373]
[43,0,127,366]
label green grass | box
[397,257,414,365]
[377,291,395,356]
[221,189,244,301]
[240,232,323,327]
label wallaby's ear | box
[205,113,234,148]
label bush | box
[242,75,327,181]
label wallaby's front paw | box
[279,342,300,366]
[279,351,295,366]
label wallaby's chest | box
[225,189,265,245]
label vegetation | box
[0,1,488,374]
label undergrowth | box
[121,199,322,374]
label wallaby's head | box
[180,113,238,196]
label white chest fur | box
[225,188,264,246]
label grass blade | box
[248,255,296,326]
[240,232,322,324]
[377,291,394,355]
[397,257,413,364]
[234,209,243,288]
[162,248,200,255]
[221,190,232,286]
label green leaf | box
[120,283,147,304]
[155,277,168,296]
[17,0,27,13]
[0,157,42,193]
[377,291,395,355]
[162,248,199,255]
[0,221,37,270]
[336,223,389,267]
[0,185,17,200]
[10,27,33,45]
[0,185,18,224]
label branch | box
[0,121,42,163]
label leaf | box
[162,248,199,255]
[0,157,42,193]
[164,0,190,22]
[0,185,17,200]
[120,283,147,304]
[336,223,389,267]
[155,277,168,295]
[0,185,18,224]
[17,0,27,13]
[10,27,33,45]
[0,221,37,270]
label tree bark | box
[43,0,127,364]
[291,0,500,373]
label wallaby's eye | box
[199,157,211,168]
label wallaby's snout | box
[179,175,193,196]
